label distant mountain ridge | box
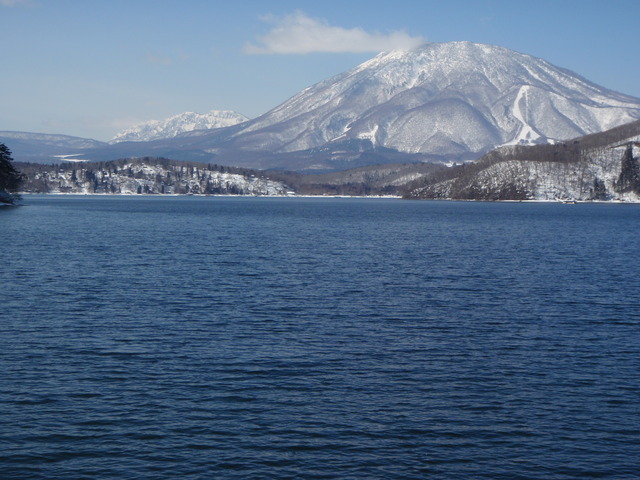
[110,110,249,143]
[0,131,106,149]
[0,131,107,164]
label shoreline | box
[17,192,404,200]
[15,192,640,203]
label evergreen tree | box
[591,177,608,200]
[616,144,640,194]
[0,143,23,204]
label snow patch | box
[356,124,379,145]
[505,85,543,145]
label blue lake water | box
[1,195,639,479]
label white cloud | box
[244,11,425,55]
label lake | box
[1,195,639,479]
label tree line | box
[16,157,285,195]
[0,143,23,204]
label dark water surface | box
[1,196,639,479]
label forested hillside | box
[18,157,442,197]
[17,157,289,196]
[267,162,443,196]
[404,120,640,201]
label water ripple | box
[1,197,639,479]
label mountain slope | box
[404,120,640,202]
[110,110,249,143]
[0,131,107,163]
[218,41,640,161]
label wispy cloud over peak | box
[244,11,425,55]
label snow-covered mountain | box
[7,41,640,170]
[220,41,640,161]
[110,110,249,143]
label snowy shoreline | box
[16,192,640,203]
[17,192,403,200]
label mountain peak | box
[229,40,640,160]
[110,110,249,143]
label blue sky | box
[2,0,639,141]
